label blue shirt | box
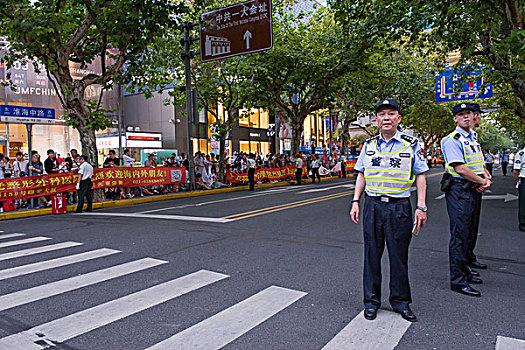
[501,153,509,162]
[355,130,428,197]
[441,126,476,178]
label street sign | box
[200,0,273,62]
[267,123,275,137]
[435,68,493,102]
[0,105,55,124]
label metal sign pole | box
[26,123,34,208]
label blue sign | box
[0,105,55,124]
[435,69,493,102]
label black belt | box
[365,194,409,203]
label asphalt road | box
[0,166,524,350]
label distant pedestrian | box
[485,150,494,176]
[247,153,256,191]
[75,156,94,213]
[311,155,321,183]
[350,99,428,323]
[295,154,304,185]
[513,148,525,231]
[501,150,509,176]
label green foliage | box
[477,120,515,152]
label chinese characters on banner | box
[0,167,186,201]
[227,165,305,183]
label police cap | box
[375,99,400,113]
[452,102,475,116]
[470,103,483,114]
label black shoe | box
[364,308,377,320]
[394,307,417,322]
[468,276,483,284]
[451,285,481,297]
[468,261,487,269]
[75,210,82,213]
[470,269,480,277]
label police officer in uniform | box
[350,99,428,322]
[467,103,489,271]
[512,148,525,231]
[247,153,256,191]
[441,103,491,297]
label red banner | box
[0,167,186,201]
[226,166,306,183]
[346,160,356,171]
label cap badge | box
[383,100,389,104]
[461,103,466,108]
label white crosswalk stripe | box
[0,236,52,249]
[496,336,525,350]
[0,248,121,281]
[0,233,25,240]
[147,285,307,350]
[0,270,229,350]
[0,241,83,261]
[0,257,167,312]
[322,310,412,350]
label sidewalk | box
[0,174,352,220]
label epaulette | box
[453,133,461,140]
[401,134,418,147]
[365,135,379,143]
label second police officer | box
[441,103,491,297]
[350,99,428,322]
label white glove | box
[76,183,80,190]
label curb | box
[0,174,354,220]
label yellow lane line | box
[222,190,354,219]
[227,191,354,221]
[427,171,444,178]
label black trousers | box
[248,168,255,191]
[311,168,320,182]
[486,163,493,176]
[519,179,525,231]
[363,196,413,310]
[296,168,302,185]
[76,179,93,213]
[502,161,508,176]
[467,191,482,263]
[445,182,475,288]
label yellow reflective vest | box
[442,131,485,176]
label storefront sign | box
[0,105,55,124]
[0,167,185,200]
[126,132,162,148]
[226,165,305,183]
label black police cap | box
[470,103,482,113]
[376,99,400,113]
[452,102,475,116]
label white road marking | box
[147,285,307,350]
[496,336,525,350]
[435,193,518,202]
[0,270,229,350]
[0,237,52,249]
[140,188,291,213]
[321,310,412,350]
[298,184,355,194]
[0,257,167,312]
[435,194,446,199]
[0,248,121,281]
[0,233,25,240]
[0,242,83,262]
[79,212,233,223]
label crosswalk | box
[0,232,523,350]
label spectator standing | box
[311,155,321,183]
[295,153,304,185]
[44,149,60,175]
[0,153,5,180]
[27,154,50,208]
[501,149,509,176]
[103,149,120,167]
[247,153,256,191]
[485,150,494,176]
[13,151,28,177]
[122,149,135,167]
[65,149,81,172]
[75,156,94,213]
[3,157,12,178]
[144,153,156,167]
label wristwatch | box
[416,206,427,212]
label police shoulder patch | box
[401,134,418,146]
[366,150,375,156]
[520,151,524,156]
[516,160,521,164]
[365,135,379,143]
[453,133,461,140]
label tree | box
[330,0,525,134]
[0,0,190,165]
[249,2,364,154]
[476,119,515,151]
[191,57,254,181]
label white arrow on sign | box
[435,193,517,202]
[243,30,252,50]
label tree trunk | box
[291,119,304,155]
[341,118,352,159]
[218,137,226,183]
